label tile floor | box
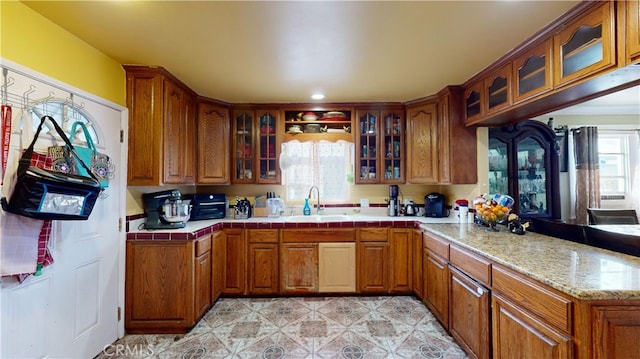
[98,296,468,359]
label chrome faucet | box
[307,186,322,214]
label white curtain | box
[281,140,353,202]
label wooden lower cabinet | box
[492,294,572,359]
[423,249,449,329]
[211,231,225,302]
[281,243,318,293]
[423,231,450,329]
[125,237,210,334]
[591,305,640,359]
[248,229,279,295]
[449,266,491,359]
[358,241,389,293]
[194,235,212,320]
[358,227,389,293]
[412,229,423,299]
[223,229,247,295]
[390,228,412,292]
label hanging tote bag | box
[1,115,102,220]
[68,121,113,188]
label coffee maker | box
[143,189,191,229]
[389,185,400,217]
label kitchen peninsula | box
[126,215,640,359]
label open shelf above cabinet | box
[283,109,353,142]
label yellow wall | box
[0,1,125,106]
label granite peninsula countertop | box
[422,223,640,301]
[127,215,640,302]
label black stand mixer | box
[143,189,192,229]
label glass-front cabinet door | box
[357,112,378,183]
[232,110,254,183]
[355,107,404,184]
[382,111,404,183]
[488,138,508,195]
[488,120,560,220]
[257,110,279,184]
[516,137,549,216]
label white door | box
[1,63,125,359]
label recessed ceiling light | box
[311,93,325,100]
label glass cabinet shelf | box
[488,120,560,220]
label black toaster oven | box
[185,193,227,220]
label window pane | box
[598,137,621,153]
[599,154,624,176]
[601,177,625,193]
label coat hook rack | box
[1,69,16,105]
[22,85,37,109]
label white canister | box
[458,205,469,223]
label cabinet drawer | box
[248,229,279,243]
[195,235,212,257]
[424,232,449,260]
[282,229,355,243]
[449,245,491,287]
[493,265,573,334]
[359,227,388,242]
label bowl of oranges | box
[473,194,514,231]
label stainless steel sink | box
[285,214,351,222]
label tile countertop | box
[127,215,640,301]
[127,214,465,239]
[422,223,640,301]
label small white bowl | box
[302,114,318,121]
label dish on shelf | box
[319,116,349,121]
[287,128,303,134]
[322,111,346,118]
[301,112,318,121]
[304,124,322,133]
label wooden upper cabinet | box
[256,109,280,184]
[437,86,477,185]
[355,106,405,184]
[232,109,255,184]
[513,38,553,104]
[163,81,185,184]
[484,63,512,115]
[553,1,616,87]
[231,108,280,184]
[125,65,196,186]
[406,101,438,184]
[464,64,513,124]
[463,81,483,125]
[625,1,640,64]
[197,101,230,184]
[183,93,197,184]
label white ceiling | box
[20,0,638,114]
[543,85,640,116]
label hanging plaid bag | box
[1,115,102,220]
